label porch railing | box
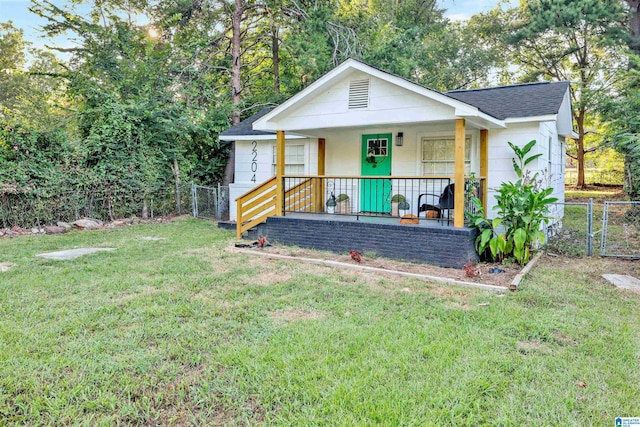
[236,175,485,238]
[282,175,485,225]
[236,176,277,239]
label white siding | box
[229,137,317,220]
[275,72,457,131]
[484,122,564,222]
[485,123,540,217]
[230,120,565,222]
[318,123,479,177]
[318,124,480,216]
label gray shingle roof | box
[445,81,570,120]
[219,107,275,137]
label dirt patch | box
[251,245,522,288]
[542,255,640,281]
[268,308,327,323]
[552,331,578,346]
[516,340,553,353]
[444,301,474,310]
[111,285,163,303]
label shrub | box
[467,140,558,265]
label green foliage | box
[494,0,629,187]
[336,193,349,202]
[468,140,558,265]
[599,55,640,200]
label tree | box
[506,0,628,188]
[598,1,640,199]
[0,22,28,118]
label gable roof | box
[445,81,571,120]
[253,58,506,132]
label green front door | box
[360,133,392,213]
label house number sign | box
[251,140,257,183]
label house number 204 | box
[251,140,257,183]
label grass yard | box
[1,218,639,425]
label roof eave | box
[219,133,307,142]
[504,114,557,124]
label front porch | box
[234,174,484,268]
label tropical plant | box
[467,140,558,265]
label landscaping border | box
[233,248,509,292]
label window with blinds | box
[421,137,471,176]
[272,144,305,175]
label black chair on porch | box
[417,183,455,224]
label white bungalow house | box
[219,59,574,268]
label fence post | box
[191,182,197,218]
[600,201,608,256]
[216,183,221,220]
[586,198,593,256]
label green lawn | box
[1,218,639,425]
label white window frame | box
[366,137,389,158]
[420,136,472,176]
[272,144,307,175]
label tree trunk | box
[172,157,181,214]
[575,109,586,188]
[628,1,640,58]
[142,199,149,220]
[222,0,243,186]
[272,26,280,95]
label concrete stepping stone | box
[140,237,165,241]
[36,248,116,260]
[602,274,640,291]
[0,262,15,272]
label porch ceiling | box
[267,118,497,139]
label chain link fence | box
[0,182,230,229]
[600,201,640,258]
[545,200,597,257]
[191,183,229,220]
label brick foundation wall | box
[264,216,479,269]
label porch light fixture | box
[395,132,404,146]
[326,192,337,214]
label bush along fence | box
[0,182,229,230]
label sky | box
[0,0,503,51]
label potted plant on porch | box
[335,194,351,214]
[391,194,410,217]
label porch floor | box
[281,212,453,228]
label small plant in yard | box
[462,258,480,278]
[467,139,558,265]
[349,250,362,263]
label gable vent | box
[348,79,370,109]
